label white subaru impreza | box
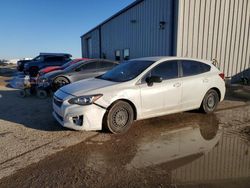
[53,57,225,134]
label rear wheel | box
[200,89,219,113]
[53,77,70,91]
[104,101,134,134]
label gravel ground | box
[0,67,97,179]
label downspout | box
[99,26,102,58]
[171,0,179,56]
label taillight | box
[219,73,225,80]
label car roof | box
[131,56,171,61]
[39,53,72,57]
[85,59,119,64]
[130,56,213,65]
[67,58,118,68]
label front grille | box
[54,95,63,107]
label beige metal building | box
[81,0,250,81]
[177,0,250,80]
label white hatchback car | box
[53,57,225,134]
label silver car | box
[39,59,118,91]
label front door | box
[139,60,182,118]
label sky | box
[0,0,135,60]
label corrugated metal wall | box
[81,29,100,58]
[101,0,173,60]
[176,0,250,79]
[82,0,174,60]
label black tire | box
[19,90,26,98]
[29,67,39,77]
[19,89,31,97]
[200,89,219,114]
[37,89,47,99]
[104,101,134,134]
[53,77,70,91]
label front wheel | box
[37,89,48,99]
[104,101,134,134]
[52,77,70,91]
[200,89,219,113]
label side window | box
[149,60,179,80]
[80,62,97,71]
[45,56,64,62]
[181,60,211,77]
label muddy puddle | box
[0,111,250,187]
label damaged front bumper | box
[53,95,106,131]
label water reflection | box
[83,113,250,186]
[127,118,220,170]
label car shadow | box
[0,88,67,132]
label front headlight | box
[38,77,50,86]
[68,94,103,106]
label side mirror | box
[145,76,163,86]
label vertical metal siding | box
[81,29,100,58]
[100,0,173,60]
[176,0,250,80]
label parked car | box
[53,57,226,134]
[22,53,72,76]
[38,59,118,91]
[38,58,89,76]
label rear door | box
[139,60,182,118]
[180,60,211,110]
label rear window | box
[181,60,211,77]
[80,62,97,71]
[98,61,116,69]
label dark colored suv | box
[17,53,72,76]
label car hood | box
[44,70,64,80]
[60,78,116,97]
[40,66,61,73]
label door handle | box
[173,82,181,87]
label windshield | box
[97,60,155,82]
[32,55,42,61]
